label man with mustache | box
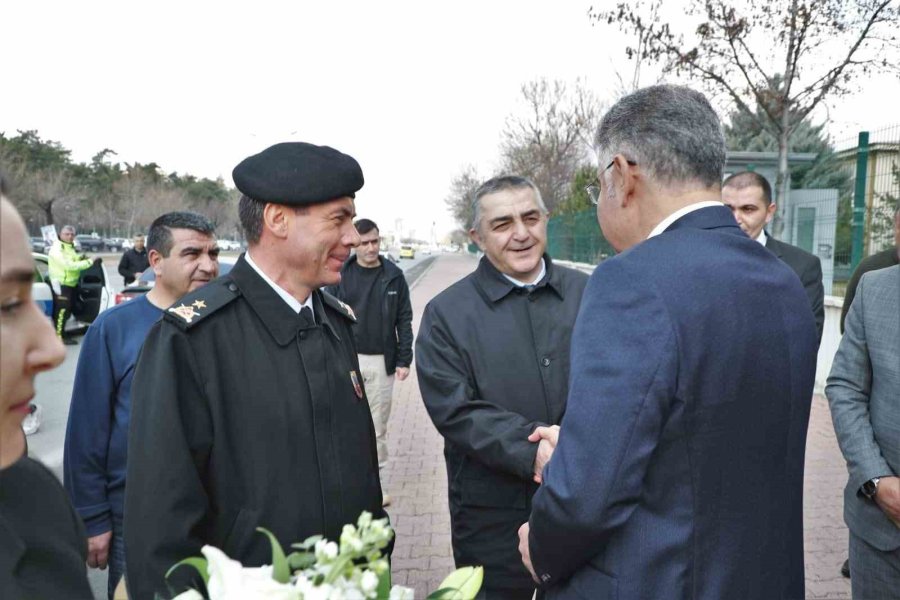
[417,175,588,599]
[64,211,219,600]
[124,143,387,599]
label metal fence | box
[546,125,899,297]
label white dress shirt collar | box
[502,258,546,287]
[244,251,313,314]
[755,229,768,246]
[647,201,724,239]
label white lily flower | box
[356,570,378,598]
[315,539,339,561]
[388,586,415,600]
[170,590,205,600]
[201,545,299,600]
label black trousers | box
[53,285,76,338]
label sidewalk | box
[385,254,477,595]
[386,254,852,599]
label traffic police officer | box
[124,142,387,599]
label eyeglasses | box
[585,159,637,205]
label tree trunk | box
[43,199,55,227]
[773,117,792,239]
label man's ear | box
[615,155,638,208]
[263,203,289,239]
[468,227,484,251]
[765,202,777,224]
[148,248,164,275]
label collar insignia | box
[350,370,364,399]
[192,300,207,309]
[169,303,201,323]
[339,300,356,320]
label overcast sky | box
[3,0,898,240]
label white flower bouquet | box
[167,511,482,600]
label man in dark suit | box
[518,85,818,599]
[722,171,824,343]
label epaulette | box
[164,277,241,330]
[320,289,357,322]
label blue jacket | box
[64,295,163,536]
[528,206,817,600]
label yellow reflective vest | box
[48,240,93,287]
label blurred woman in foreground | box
[0,180,93,599]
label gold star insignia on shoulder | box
[338,300,356,320]
[169,303,201,323]
[192,300,207,309]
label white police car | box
[32,252,115,326]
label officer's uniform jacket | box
[124,255,385,599]
[415,255,588,590]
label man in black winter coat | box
[328,219,413,506]
[117,235,149,286]
[417,176,588,599]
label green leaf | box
[255,527,290,584]
[434,566,483,599]
[376,567,391,599]
[425,587,459,600]
[286,551,317,570]
[165,557,209,586]
[291,534,323,550]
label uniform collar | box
[474,253,565,303]
[229,256,339,346]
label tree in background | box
[499,78,602,214]
[0,129,241,237]
[0,130,82,225]
[591,0,899,234]
[445,164,483,231]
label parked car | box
[217,239,243,252]
[75,234,105,252]
[115,256,237,304]
[399,245,415,259]
[30,237,48,254]
[104,237,129,251]
[32,252,114,326]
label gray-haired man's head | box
[593,85,726,251]
[595,85,725,189]
[468,175,549,283]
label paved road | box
[27,253,851,599]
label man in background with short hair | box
[64,212,219,600]
[722,171,824,343]
[328,218,413,507]
[118,233,150,286]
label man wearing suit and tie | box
[722,171,825,344]
[518,85,818,599]
[827,264,900,599]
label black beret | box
[232,142,364,206]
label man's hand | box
[87,530,113,569]
[874,476,900,528]
[395,367,410,382]
[518,522,540,584]
[530,425,560,484]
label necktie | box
[299,306,315,327]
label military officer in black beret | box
[124,142,387,599]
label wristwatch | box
[861,477,882,500]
